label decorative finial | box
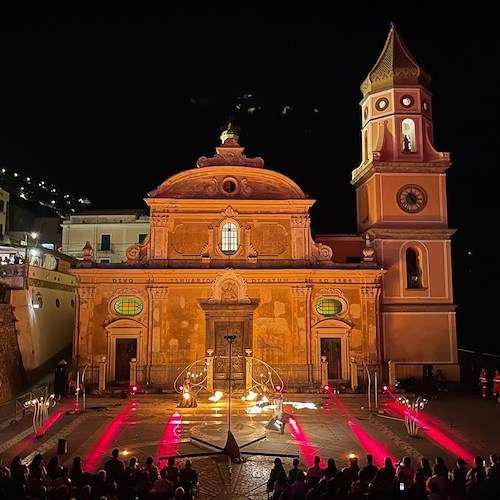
[220,117,241,145]
[362,234,376,263]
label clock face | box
[397,185,427,213]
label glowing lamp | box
[324,385,330,391]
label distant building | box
[0,244,77,400]
[61,209,150,263]
[70,25,459,392]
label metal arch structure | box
[173,354,285,399]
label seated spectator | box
[426,462,450,500]
[104,448,125,484]
[290,469,308,499]
[448,457,468,500]
[46,456,65,486]
[183,460,198,493]
[396,456,415,489]
[268,457,285,494]
[407,470,429,500]
[165,457,179,488]
[306,456,324,488]
[361,453,378,483]
[153,467,175,499]
[69,456,85,491]
[144,456,159,483]
[134,469,153,500]
[341,455,360,489]
[348,468,369,499]
[323,458,337,481]
[288,458,303,485]
[416,457,433,482]
[272,468,291,499]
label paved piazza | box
[0,388,498,499]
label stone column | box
[147,286,169,385]
[98,357,107,392]
[129,358,137,386]
[321,355,328,388]
[206,349,214,391]
[245,349,252,390]
[292,286,312,382]
[350,361,358,391]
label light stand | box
[224,335,238,478]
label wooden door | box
[115,338,137,382]
[321,338,342,380]
[213,321,244,381]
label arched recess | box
[312,318,352,382]
[105,318,146,382]
[400,241,429,291]
[401,118,416,152]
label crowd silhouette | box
[266,452,500,500]
[0,449,198,500]
[1,449,500,499]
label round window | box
[422,100,429,112]
[375,98,389,111]
[222,178,237,194]
[401,95,414,108]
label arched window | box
[401,118,416,153]
[221,222,238,254]
[406,248,422,288]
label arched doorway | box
[105,318,145,383]
[313,319,352,383]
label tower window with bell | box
[402,119,416,153]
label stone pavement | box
[0,383,498,499]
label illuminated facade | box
[70,25,459,390]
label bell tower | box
[351,23,459,381]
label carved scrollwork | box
[126,244,142,261]
[311,242,333,261]
[241,178,252,196]
[197,151,265,168]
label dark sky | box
[0,2,497,352]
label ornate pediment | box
[208,269,251,304]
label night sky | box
[0,2,497,353]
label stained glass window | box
[114,297,143,316]
[316,298,343,316]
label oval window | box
[316,298,343,316]
[114,297,143,316]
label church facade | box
[71,25,459,392]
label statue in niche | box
[402,134,412,152]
